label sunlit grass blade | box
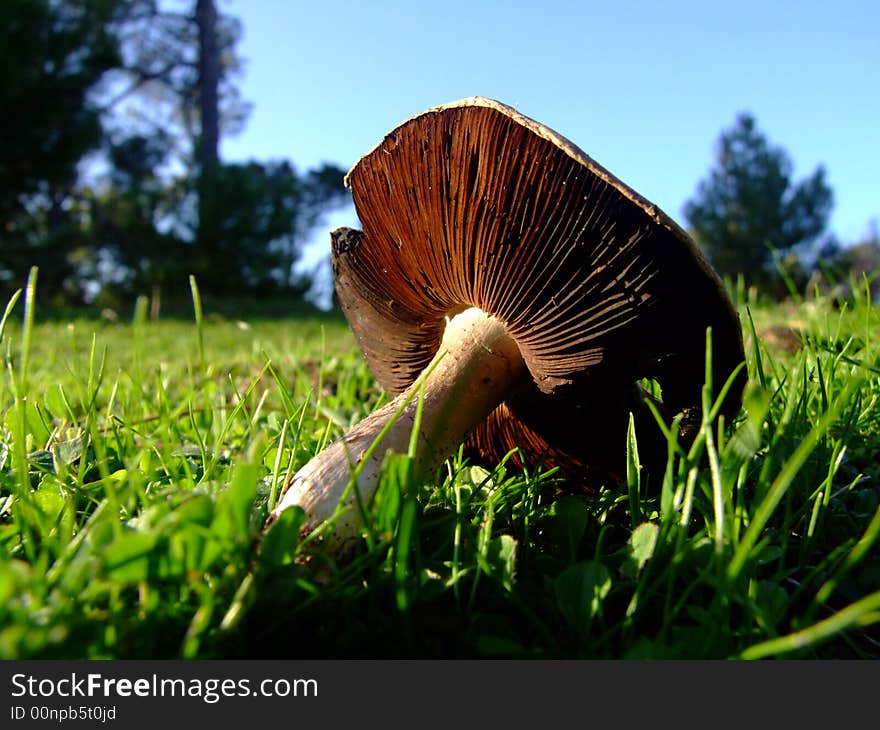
[0,288,23,346]
[625,412,642,528]
[812,503,880,610]
[739,590,880,659]
[189,275,206,374]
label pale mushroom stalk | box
[268,307,526,553]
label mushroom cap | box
[332,97,745,485]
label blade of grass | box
[813,503,880,609]
[739,590,880,659]
[189,275,206,375]
[19,267,38,392]
[625,412,642,528]
[0,288,22,346]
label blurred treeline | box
[683,112,880,303]
[1,1,876,315]
[0,0,350,312]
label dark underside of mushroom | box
[463,379,669,492]
[329,98,746,493]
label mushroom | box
[268,97,746,555]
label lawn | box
[1,271,878,659]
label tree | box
[84,131,184,297]
[88,1,351,301]
[2,0,349,304]
[188,161,350,294]
[683,113,834,288]
[103,0,248,224]
[101,0,249,158]
[0,0,121,300]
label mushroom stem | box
[268,307,526,555]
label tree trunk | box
[195,0,220,268]
[196,0,220,169]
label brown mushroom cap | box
[332,97,746,486]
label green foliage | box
[0,0,121,298]
[0,277,878,659]
[684,113,834,290]
[189,161,350,293]
[84,131,183,295]
[85,157,349,302]
[0,0,119,209]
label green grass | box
[1,270,878,659]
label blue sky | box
[221,0,879,270]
